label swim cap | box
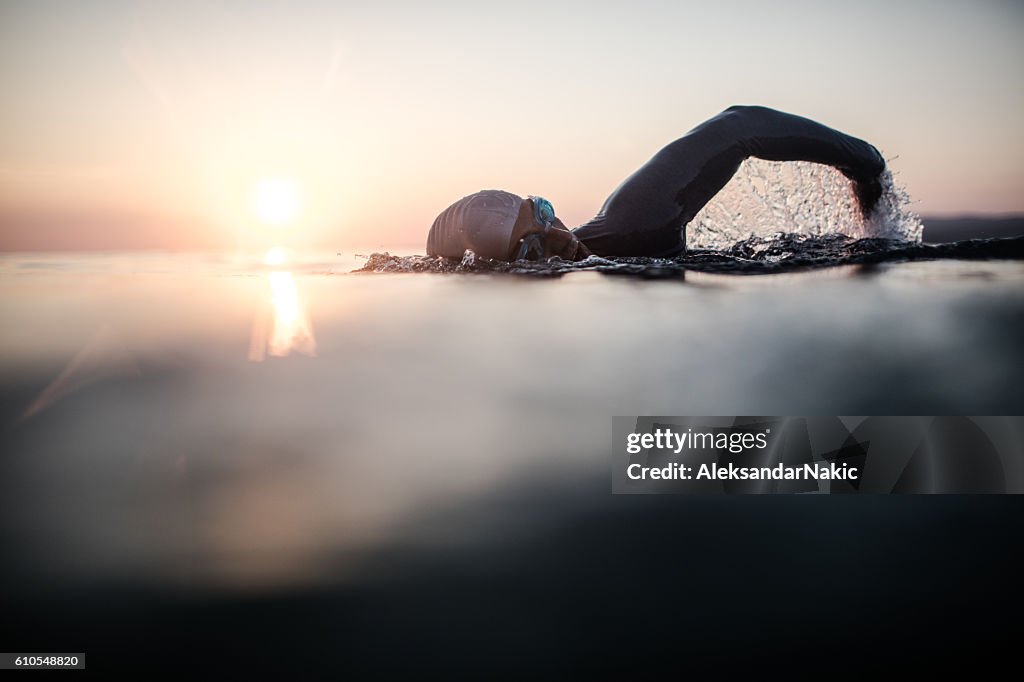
[427,190,524,260]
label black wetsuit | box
[572,105,886,258]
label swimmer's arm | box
[727,105,885,179]
[726,105,886,213]
[549,217,592,260]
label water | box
[2,246,1022,579]
[358,234,1023,276]
[2,239,1023,671]
[688,159,923,248]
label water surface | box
[1,247,1022,672]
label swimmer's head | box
[427,190,523,260]
[427,190,589,261]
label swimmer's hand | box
[850,143,886,218]
[853,176,883,218]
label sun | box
[251,177,303,226]
[263,246,287,266]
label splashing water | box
[355,236,1024,278]
[687,158,922,250]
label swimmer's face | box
[507,198,589,261]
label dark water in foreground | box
[1,239,1023,674]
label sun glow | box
[251,178,303,226]
[263,246,288,266]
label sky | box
[1,0,1022,251]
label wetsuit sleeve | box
[668,105,887,232]
[573,105,886,258]
[725,105,885,183]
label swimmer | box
[426,105,886,261]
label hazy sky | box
[1,0,1022,250]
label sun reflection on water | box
[248,249,316,361]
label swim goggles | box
[513,196,557,261]
[530,195,556,228]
